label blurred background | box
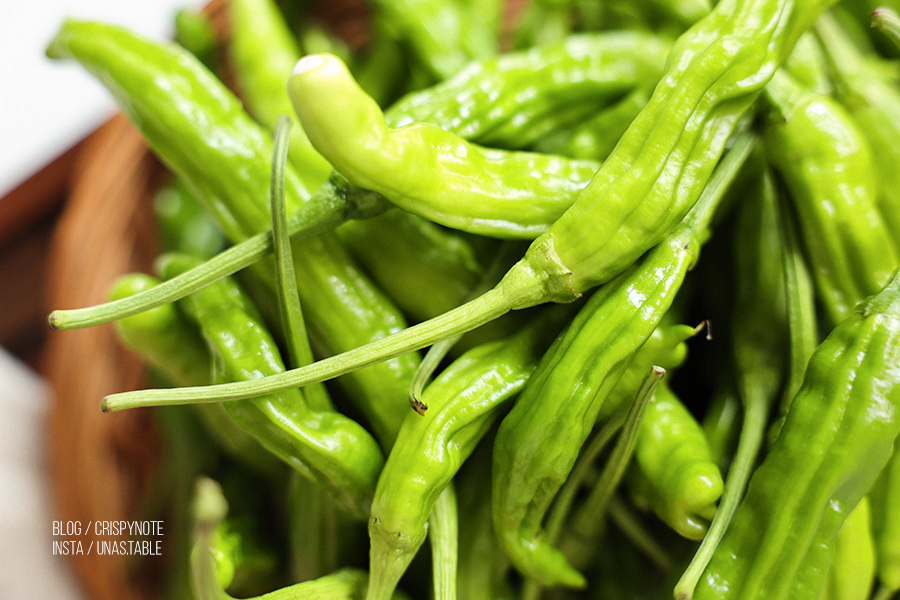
[0,1,203,597]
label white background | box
[0,0,206,198]
[0,2,203,597]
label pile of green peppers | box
[47,0,900,598]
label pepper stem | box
[102,282,515,411]
[47,181,352,331]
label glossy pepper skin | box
[763,69,900,325]
[288,53,601,240]
[365,307,570,600]
[160,254,385,521]
[108,273,283,479]
[47,20,420,447]
[385,31,671,149]
[694,269,900,600]
[631,381,724,540]
[816,13,900,250]
[96,0,836,415]
[487,129,755,589]
[524,0,835,296]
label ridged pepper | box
[160,253,384,520]
[693,269,900,600]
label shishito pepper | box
[45,20,420,447]
[630,381,724,541]
[159,253,384,521]
[489,131,755,589]
[693,269,900,600]
[365,307,572,600]
[763,68,899,325]
[100,0,837,414]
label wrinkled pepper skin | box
[385,31,671,149]
[532,0,836,295]
[288,53,601,240]
[816,13,900,250]
[108,273,283,480]
[694,270,900,600]
[763,69,899,325]
[161,254,385,521]
[491,219,706,589]
[47,20,421,447]
[366,308,569,600]
[631,382,724,540]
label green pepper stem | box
[47,185,349,332]
[429,483,459,600]
[270,116,333,412]
[564,367,665,557]
[101,281,517,411]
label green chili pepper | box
[595,321,701,423]
[160,253,384,520]
[46,20,423,446]
[552,366,666,576]
[815,12,900,253]
[173,6,218,72]
[46,23,655,330]
[490,132,754,589]
[385,31,671,149]
[534,86,653,162]
[762,67,900,325]
[229,0,332,190]
[288,53,601,240]
[101,0,832,416]
[153,177,227,260]
[455,439,515,600]
[334,211,496,322]
[692,269,900,600]
[675,162,789,599]
[108,272,212,388]
[108,272,284,479]
[366,306,571,600]
[630,381,724,541]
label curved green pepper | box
[161,253,384,520]
[490,131,753,589]
[366,307,570,600]
[100,0,833,417]
[693,269,900,600]
[763,68,899,325]
[630,381,724,541]
[385,31,671,149]
[288,53,600,240]
[46,20,421,446]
